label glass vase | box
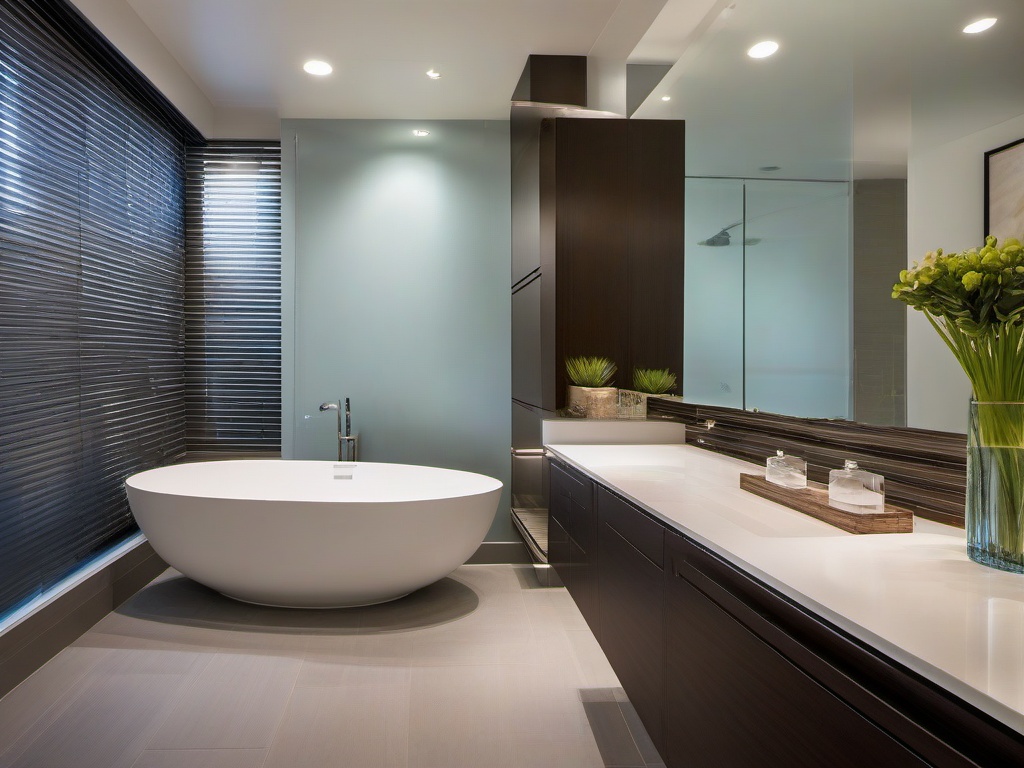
[966,401,1024,573]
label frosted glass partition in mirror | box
[684,178,851,419]
[634,0,1024,431]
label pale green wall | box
[281,119,512,539]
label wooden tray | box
[739,473,914,534]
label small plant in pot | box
[565,356,618,418]
[618,368,678,418]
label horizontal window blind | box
[0,0,194,617]
[184,143,282,452]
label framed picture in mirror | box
[985,137,1024,241]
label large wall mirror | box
[632,0,1024,432]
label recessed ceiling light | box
[661,95,671,102]
[747,40,779,59]
[963,18,997,34]
[413,130,430,137]
[426,69,441,80]
[303,60,333,76]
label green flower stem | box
[922,314,1024,404]
[969,404,1024,571]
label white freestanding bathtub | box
[125,460,502,608]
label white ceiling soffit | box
[113,0,675,126]
[629,0,733,64]
[69,0,216,135]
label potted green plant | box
[619,368,678,418]
[893,235,1024,572]
[565,356,618,418]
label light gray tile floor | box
[0,565,661,768]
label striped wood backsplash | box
[647,398,967,528]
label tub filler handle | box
[320,399,359,462]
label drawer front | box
[599,521,665,754]
[549,462,573,529]
[598,486,664,568]
[548,514,571,587]
[569,494,596,553]
[550,460,592,510]
[550,459,596,548]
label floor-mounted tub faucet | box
[319,398,358,461]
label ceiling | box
[69,0,1024,179]
[71,0,704,125]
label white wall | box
[281,119,513,539]
[214,108,281,140]
[907,113,1024,432]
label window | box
[184,143,282,453]
[0,0,198,618]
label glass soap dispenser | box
[828,460,885,514]
[766,450,807,489]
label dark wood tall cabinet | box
[510,55,684,571]
[513,116,685,411]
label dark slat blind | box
[184,143,281,452]
[0,0,191,617]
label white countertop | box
[546,442,1024,735]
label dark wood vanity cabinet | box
[548,460,599,636]
[664,530,1024,768]
[596,487,665,755]
[664,530,926,767]
[550,458,1024,768]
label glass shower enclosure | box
[684,177,851,419]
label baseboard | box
[0,537,167,699]
[466,541,533,564]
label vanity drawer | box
[597,486,664,568]
[550,460,594,528]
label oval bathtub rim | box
[124,459,504,505]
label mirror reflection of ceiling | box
[632,0,1024,181]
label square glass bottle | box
[766,450,807,489]
[828,460,885,514]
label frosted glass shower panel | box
[683,179,744,408]
[743,180,851,418]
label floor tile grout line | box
[0,645,114,764]
[257,648,304,768]
[136,747,269,752]
[131,652,218,765]
[0,648,120,766]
